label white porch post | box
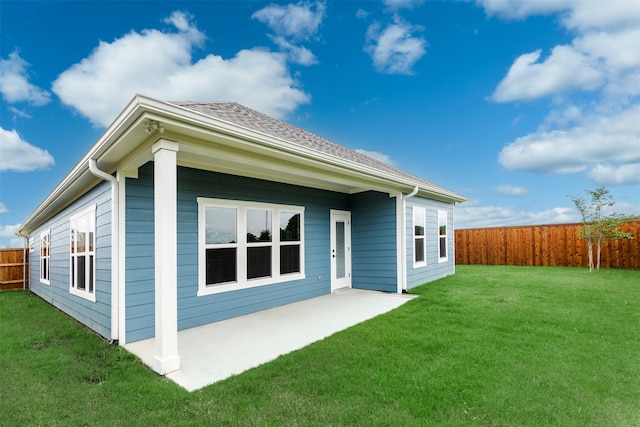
[152,140,180,374]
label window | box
[438,209,448,262]
[198,198,304,296]
[413,206,426,268]
[40,230,50,284]
[70,206,96,302]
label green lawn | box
[1,266,639,426]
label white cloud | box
[456,200,577,229]
[0,127,54,172]
[477,0,640,31]
[365,16,426,75]
[383,0,424,11]
[0,203,8,214]
[587,163,640,186]
[498,104,640,176]
[0,51,50,106]
[356,9,370,19]
[492,184,528,196]
[271,36,318,66]
[491,47,603,102]
[0,224,23,249]
[484,1,640,186]
[252,1,326,41]
[52,11,310,127]
[355,149,396,165]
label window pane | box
[414,209,425,237]
[247,209,272,243]
[77,256,86,290]
[280,245,300,274]
[247,246,272,279]
[206,248,237,284]
[78,230,86,255]
[439,237,447,258]
[205,207,237,244]
[280,212,300,241]
[415,237,425,262]
[71,257,75,288]
[70,228,76,254]
[439,225,446,236]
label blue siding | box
[125,163,351,342]
[406,198,455,289]
[351,191,397,292]
[28,181,112,339]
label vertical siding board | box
[455,220,640,269]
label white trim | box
[197,197,305,297]
[117,171,130,344]
[412,206,426,269]
[39,229,50,285]
[392,193,404,294]
[69,205,97,302]
[152,141,180,374]
[438,209,449,263]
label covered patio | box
[124,288,417,391]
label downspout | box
[23,237,27,290]
[89,159,119,344]
[398,186,419,293]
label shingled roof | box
[170,101,454,194]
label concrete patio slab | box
[124,288,417,391]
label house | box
[17,95,466,375]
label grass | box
[1,265,639,426]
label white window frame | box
[40,229,50,285]
[69,206,96,302]
[197,197,305,296]
[413,206,426,268]
[438,209,448,263]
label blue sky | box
[1,0,639,247]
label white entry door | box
[330,210,352,291]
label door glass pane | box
[205,207,237,244]
[206,248,237,285]
[247,209,272,243]
[247,246,272,279]
[335,221,345,279]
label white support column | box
[151,140,180,374]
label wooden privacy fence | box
[455,220,640,270]
[0,248,28,291]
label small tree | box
[571,187,632,272]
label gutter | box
[397,186,419,293]
[88,159,119,343]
